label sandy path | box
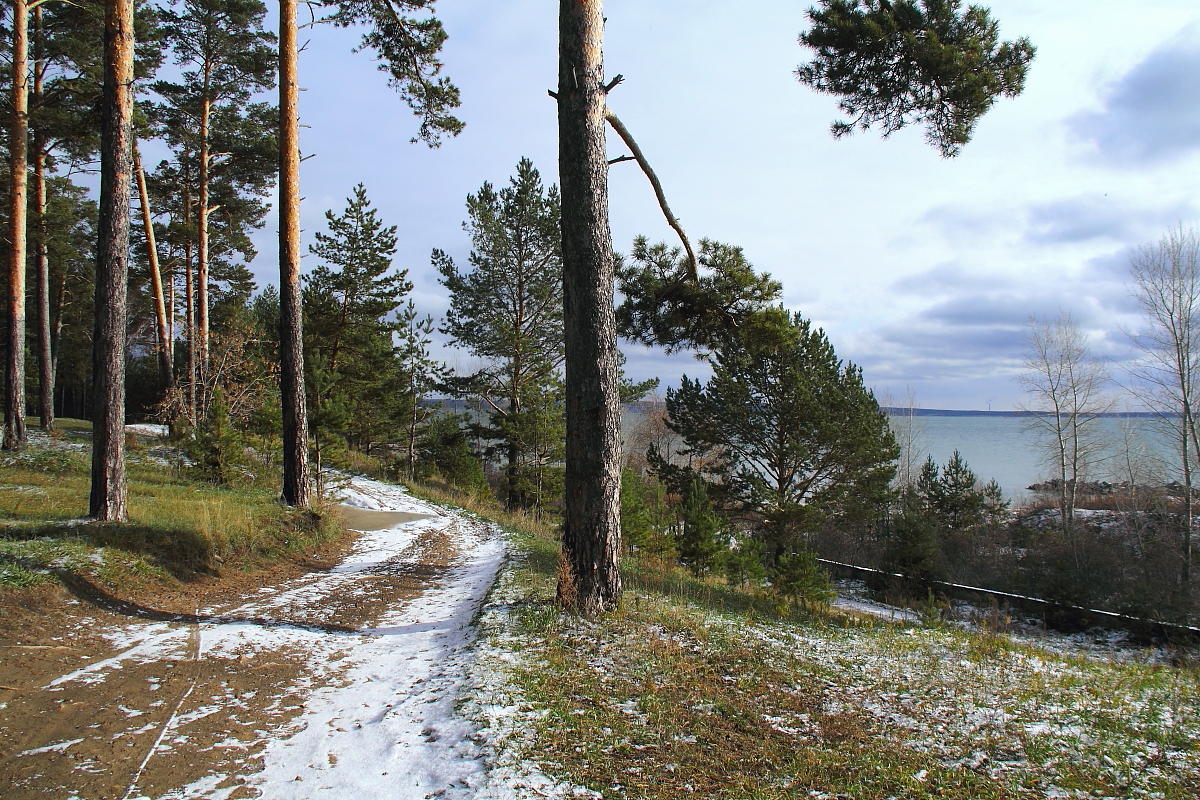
[0,477,508,799]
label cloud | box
[1025,195,1196,245]
[890,261,1015,297]
[1069,27,1200,166]
[924,293,1097,329]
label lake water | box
[620,405,1179,503]
[895,414,1178,502]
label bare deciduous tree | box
[1128,225,1200,617]
[1020,312,1110,537]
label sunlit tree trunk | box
[557,0,622,615]
[278,0,310,507]
[90,0,135,521]
[32,5,51,433]
[5,0,29,450]
[183,176,197,423]
[197,88,212,397]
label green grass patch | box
[0,421,341,592]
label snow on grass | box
[125,424,169,438]
[471,534,1200,799]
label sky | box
[240,0,1200,411]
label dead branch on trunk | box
[604,109,697,279]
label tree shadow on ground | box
[0,521,216,582]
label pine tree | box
[937,450,985,531]
[676,474,726,577]
[395,300,446,481]
[276,0,462,509]
[6,0,32,450]
[436,158,564,510]
[303,186,414,466]
[305,185,410,371]
[655,308,898,562]
[560,1,1032,615]
[152,0,275,389]
[797,0,1035,157]
[420,414,488,494]
[620,469,675,558]
[90,0,135,521]
[888,490,944,582]
[771,550,834,610]
[723,537,766,588]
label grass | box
[0,420,341,592]
[434,484,1200,800]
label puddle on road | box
[337,504,431,532]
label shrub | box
[772,549,834,609]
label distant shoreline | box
[430,397,1165,419]
[878,408,1163,418]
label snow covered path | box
[1,476,513,799]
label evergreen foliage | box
[321,0,463,146]
[797,0,1036,156]
[722,536,767,588]
[653,308,898,559]
[396,300,448,481]
[771,549,835,609]
[675,474,727,577]
[619,469,675,558]
[301,185,432,478]
[616,238,783,353]
[187,387,247,484]
[887,491,945,581]
[420,414,489,494]
[436,158,565,509]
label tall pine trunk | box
[278,0,310,507]
[91,0,134,522]
[197,91,211,397]
[32,6,51,432]
[5,0,29,450]
[557,0,622,615]
[183,177,197,423]
[133,141,175,395]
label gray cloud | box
[924,293,1099,329]
[1069,27,1200,166]
[1025,195,1196,245]
[890,261,1016,297]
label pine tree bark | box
[90,0,134,522]
[278,0,310,507]
[5,0,29,450]
[32,6,51,432]
[197,91,211,395]
[133,141,174,394]
[557,0,622,615]
[183,178,197,423]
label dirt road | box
[0,477,507,799]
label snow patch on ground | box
[125,423,169,437]
[42,474,581,799]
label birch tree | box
[1020,313,1109,536]
[1129,225,1200,617]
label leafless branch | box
[604,108,697,279]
